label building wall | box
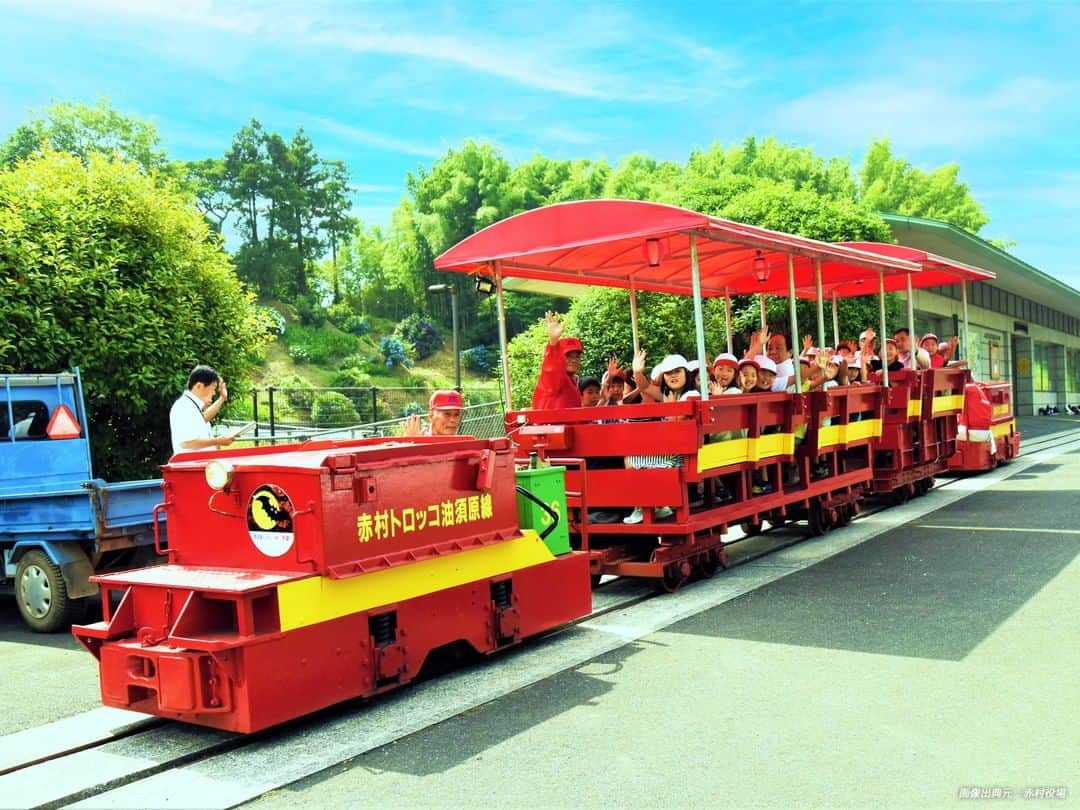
[911,287,1080,414]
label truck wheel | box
[15,550,84,633]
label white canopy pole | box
[961,280,971,366]
[788,255,801,391]
[879,270,889,388]
[831,291,840,348]
[493,260,512,409]
[629,283,641,356]
[815,257,826,351]
[690,235,709,399]
[759,292,767,330]
[724,289,734,354]
[907,272,917,369]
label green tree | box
[860,139,989,233]
[171,157,234,233]
[0,97,167,173]
[318,159,358,303]
[0,150,272,479]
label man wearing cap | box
[404,389,464,437]
[531,311,585,410]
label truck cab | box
[1,370,165,631]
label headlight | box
[205,460,234,491]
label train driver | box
[404,389,464,437]
[531,311,584,410]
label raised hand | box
[403,414,423,437]
[606,355,621,378]
[632,349,647,375]
[544,311,564,344]
[802,334,813,352]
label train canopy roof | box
[433,200,922,297]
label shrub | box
[343,315,372,336]
[261,306,287,337]
[295,294,327,327]
[462,345,496,374]
[379,336,412,368]
[394,314,441,360]
[283,324,358,365]
[310,391,360,427]
[330,365,373,389]
[265,373,316,410]
[401,401,425,417]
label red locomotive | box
[73,436,591,733]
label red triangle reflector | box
[46,405,82,439]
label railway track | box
[3,427,1077,809]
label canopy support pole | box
[906,272,917,369]
[690,235,709,399]
[879,270,889,388]
[629,284,640,356]
[961,280,971,365]
[788,255,801,391]
[815,258,825,351]
[724,290,733,354]
[493,260,512,409]
[831,291,840,349]
[759,293,767,330]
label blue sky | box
[2,0,1079,290]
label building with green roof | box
[884,214,1080,416]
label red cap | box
[559,337,584,354]
[429,389,464,410]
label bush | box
[394,314,441,360]
[379,336,412,368]
[295,294,327,327]
[264,373,316,410]
[261,306,287,337]
[330,365,373,389]
[283,324,358,365]
[343,315,372,336]
[400,401,425,417]
[461,345,496,374]
[311,391,360,427]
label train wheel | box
[694,551,720,579]
[835,504,853,527]
[892,486,910,506]
[657,562,690,593]
[808,503,830,536]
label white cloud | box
[775,74,1067,150]
[313,117,443,158]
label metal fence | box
[229,386,506,445]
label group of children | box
[568,326,961,524]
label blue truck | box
[1,370,164,632]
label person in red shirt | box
[531,311,584,410]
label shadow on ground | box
[664,481,1080,661]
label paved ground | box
[1015,413,1080,441]
[1,421,1077,806]
[249,446,1080,809]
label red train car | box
[73,436,591,733]
[949,381,1022,471]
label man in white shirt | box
[766,333,796,392]
[169,365,236,455]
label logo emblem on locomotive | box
[246,483,296,557]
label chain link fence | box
[225,386,507,445]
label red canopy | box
[775,242,995,299]
[434,200,921,297]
